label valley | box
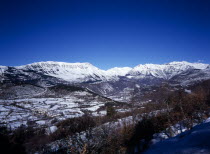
[0,61,210,153]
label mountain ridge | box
[0,61,210,102]
[0,61,209,84]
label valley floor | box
[0,96,107,129]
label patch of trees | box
[50,114,96,141]
[0,126,26,154]
[0,125,49,154]
[64,87,210,153]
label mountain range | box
[0,61,210,101]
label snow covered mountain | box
[105,67,132,81]
[127,61,209,80]
[0,61,210,101]
[16,61,108,83]
[1,61,209,83]
[84,61,210,101]
[0,61,130,83]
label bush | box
[50,114,96,141]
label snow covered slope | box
[0,84,120,129]
[144,120,210,154]
[16,61,108,83]
[12,61,132,83]
[127,61,209,80]
[106,67,132,76]
[0,66,7,75]
[0,61,209,87]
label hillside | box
[144,119,210,154]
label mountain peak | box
[106,67,132,76]
[167,61,208,69]
[128,61,209,80]
[22,61,94,67]
[13,61,105,82]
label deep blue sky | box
[0,0,210,69]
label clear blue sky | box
[0,0,210,69]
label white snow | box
[85,104,102,111]
[48,126,58,134]
[0,66,7,75]
[106,67,132,76]
[36,120,46,125]
[0,90,108,129]
[128,61,209,80]
[169,61,209,69]
[144,121,210,154]
[2,61,209,83]
[204,117,210,123]
[185,89,192,94]
[16,61,108,82]
[17,62,132,82]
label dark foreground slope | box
[144,120,210,154]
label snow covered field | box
[0,92,108,129]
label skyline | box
[0,0,210,69]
